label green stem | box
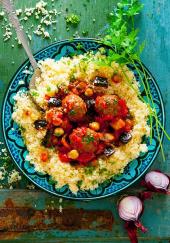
[129,58,153,141]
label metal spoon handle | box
[1,0,37,70]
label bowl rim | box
[1,37,165,200]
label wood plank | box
[0,190,168,241]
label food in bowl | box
[12,51,150,193]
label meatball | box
[62,94,87,121]
[95,95,119,116]
[69,127,99,153]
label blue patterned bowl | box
[2,38,164,200]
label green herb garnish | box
[83,135,94,144]
[99,168,107,175]
[30,90,39,97]
[84,166,95,175]
[113,99,118,105]
[46,86,51,92]
[76,43,83,50]
[99,0,170,160]
[69,109,76,116]
[66,14,80,26]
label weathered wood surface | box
[0,190,169,243]
[0,0,170,242]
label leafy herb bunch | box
[101,0,170,159]
[103,0,143,64]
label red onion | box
[118,196,147,243]
[119,196,143,221]
[142,170,170,193]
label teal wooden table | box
[0,0,170,242]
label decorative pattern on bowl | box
[2,38,164,200]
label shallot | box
[142,170,170,193]
[118,196,147,243]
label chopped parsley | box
[76,43,83,50]
[69,109,76,116]
[70,74,76,82]
[30,90,39,97]
[46,86,51,92]
[113,99,118,105]
[99,168,107,175]
[83,135,94,144]
[84,166,95,175]
[65,14,80,26]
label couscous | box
[12,52,149,193]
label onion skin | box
[118,196,143,221]
[141,170,170,193]
[118,196,147,243]
[125,222,138,243]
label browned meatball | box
[95,95,119,116]
[62,94,87,121]
[69,127,100,153]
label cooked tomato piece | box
[61,135,71,149]
[40,150,49,162]
[58,152,70,163]
[46,108,63,126]
[45,94,51,100]
[50,135,58,146]
[117,99,128,117]
[76,81,88,93]
[58,147,70,163]
[96,143,105,155]
[124,119,134,132]
[61,117,73,133]
[111,118,126,130]
[77,152,95,165]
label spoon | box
[1,0,43,108]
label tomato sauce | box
[38,78,134,166]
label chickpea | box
[54,127,64,137]
[112,74,122,83]
[103,133,115,142]
[85,87,94,97]
[89,122,100,131]
[68,149,79,160]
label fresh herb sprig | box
[83,135,95,144]
[102,0,143,65]
[100,0,170,159]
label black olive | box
[104,146,115,157]
[41,130,52,147]
[70,160,79,166]
[85,98,96,116]
[93,76,108,88]
[34,119,47,130]
[85,98,95,109]
[48,97,62,107]
[120,132,132,144]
